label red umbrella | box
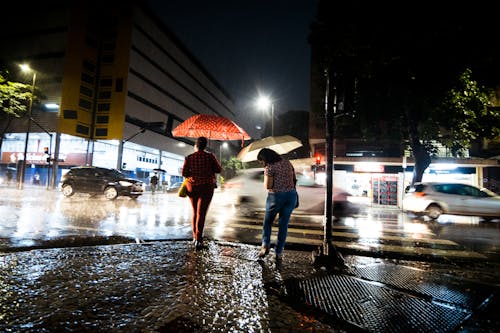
[172,114,251,145]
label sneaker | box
[275,253,283,261]
[258,246,270,258]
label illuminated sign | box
[354,162,385,173]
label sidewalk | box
[1,239,498,332]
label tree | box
[438,69,499,157]
[221,157,243,180]
[309,0,500,184]
[0,71,33,149]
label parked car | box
[222,168,359,216]
[60,166,144,200]
[404,182,500,220]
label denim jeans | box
[261,190,297,256]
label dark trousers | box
[187,182,214,241]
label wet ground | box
[1,240,499,333]
[1,186,499,266]
[1,186,499,332]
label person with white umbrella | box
[256,148,298,261]
[237,135,302,163]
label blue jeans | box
[261,190,297,256]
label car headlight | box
[119,181,134,187]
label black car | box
[60,166,144,200]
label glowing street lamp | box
[18,64,36,190]
[255,95,275,136]
[219,141,228,162]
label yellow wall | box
[58,1,132,140]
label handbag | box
[178,179,188,197]
[293,174,299,208]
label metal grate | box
[286,274,472,333]
[349,264,492,310]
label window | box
[100,78,112,87]
[63,109,78,119]
[82,60,96,73]
[80,85,93,98]
[79,98,92,110]
[76,124,89,135]
[98,91,111,99]
[101,54,114,63]
[95,128,108,137]
[81,73,94,84]
[115,78,123,92]
[96,115,109,124]
[98,103,110,111]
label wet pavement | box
[1,239,499,333]
[1,186,500,332]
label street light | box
[219,141,228,161]
[18,64,36,190]
[256,95,274,136]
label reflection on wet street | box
[0,186,499,264]
[0,187,193,245]
[1,186,499,332]
[0,242,283,332]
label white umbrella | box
[237,135,303,162]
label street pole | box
[312,69,345,269]
[18,69,36,190]
[47,134,53,190]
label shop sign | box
[354,162,384,173]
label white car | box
[404,182,500,220]
[222,168,359,216]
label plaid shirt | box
[182,150,222,185]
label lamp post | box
[256,95,274,136]
[18,64,36,190]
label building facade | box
[1,0,235,188]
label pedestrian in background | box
[257,148,297,261]
[6,169,13,186]
[150,172,159,194]
[182,137,222,250]
[33,172,40,185]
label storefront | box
[292,157,498,208]
[0,133,185,188]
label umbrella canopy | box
[237,135,303,162]
[171,114,251,144]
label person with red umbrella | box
[181,137,222,250]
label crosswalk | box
[207,211,488,261]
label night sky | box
[146,0,318,137]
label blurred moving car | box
[222,168,359,216]
[60,166,144,200]
[404,182,500,220]
[166,182,183,192]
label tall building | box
[0,0,236,187]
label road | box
[1,185,499,265]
